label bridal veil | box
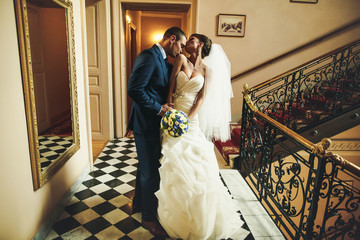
[199,44,233,142]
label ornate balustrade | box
[248,40,360,132]
[236,85,360,239]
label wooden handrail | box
[243,84,314,151]
[231,18,360,81]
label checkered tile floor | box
[44,137,254,240]
[39,135,73,172]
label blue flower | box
[160,109,189,138]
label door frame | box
[125,22,137,122]
[111,0,198,137]
[86,0,114,141]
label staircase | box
[213,123,241,166]
[215,40,360,165]
[221,40,360,240]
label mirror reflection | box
[26,0,73,172]
[15,0,80,190]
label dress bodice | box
[173,71,204,115]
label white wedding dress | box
[155,71,249,240]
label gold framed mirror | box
[14,0,80,190]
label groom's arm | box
[127,51,162,115]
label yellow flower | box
[179,124,185,129]
[169,120,173,126]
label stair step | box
[214,123,241,165]
[214,139,239,165]
[231,124,241,146]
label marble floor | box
[39,135,73,172]
[220,170,285,240]
[43,137,283,240]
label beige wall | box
[329,125,360,163]
[0,1,91,239]
[196,0,360,121]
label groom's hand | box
[158,103,174,116]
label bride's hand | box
[187,113,194,122]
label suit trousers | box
[133,131,161,221]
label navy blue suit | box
[127,45,170,221]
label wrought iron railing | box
[236,85,360,239]
[248,40,360,132]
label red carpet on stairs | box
[231,124,241,146]
[213,123,241,165]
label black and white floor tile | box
[39,135,73,172]
[44,137,254,240]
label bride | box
[155,34,249,240]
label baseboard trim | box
[33,165,91,240]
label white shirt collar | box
[155,42,167,59]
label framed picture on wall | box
[217,14,246,37]
[290,0,318,3]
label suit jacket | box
[127,45,170,135]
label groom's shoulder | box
[137,49,157,63]
[136,48,157,62]
[140,45,157,56]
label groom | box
[127,27,187,237]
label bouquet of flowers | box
[161,109,189,138]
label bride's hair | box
[190,34,212,59]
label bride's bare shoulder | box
[173,54,187,67]
[177,54,187,62]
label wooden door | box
[27,3,50,133]
[86,0,111,141]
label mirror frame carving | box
[14,0,80,190]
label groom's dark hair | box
[163,27,187,42]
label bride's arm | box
[167,54,186,103]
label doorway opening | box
[120,2,192,137]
